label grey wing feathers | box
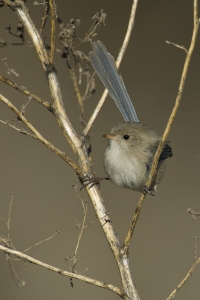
[89,41,139,123]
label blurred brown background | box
[1,1,200,299]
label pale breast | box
[104,140,147,191]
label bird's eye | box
[123,135,130,140]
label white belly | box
[104,140,147,191]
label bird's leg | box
[143,185,155,196]
[80,176,110,190]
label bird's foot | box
[143,185,155,196]
[80,176,109,190]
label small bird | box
[89,41,172,194]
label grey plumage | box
[90,41,172,193]
[103,122,171,192]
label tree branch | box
[2,1,140,298]
[39,1,50,34]
[0,119,37,138]
[166,257,200,300]
[0,75,52,111]
[123,0,200,253]
[0,245,122,297]
[0,93,80,175]
[49,0,56,64]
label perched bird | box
[89,41,172,193]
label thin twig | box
[123,0,200,254]
[49,0,56,64]
[7,192,14,241]
[166,257,200,300]
[166,40,188,54]
[84,9,107,42]
[23,230,59,254]
[0,93,80,175]
[7,258,25,286]
[83,71,96,100]
[68,186,89,280]
[187,208,200,219]
[0,217,8,227]
[0,245,122,296]
[74,186,88,257]
[194,236,200,261]
[1,193,25,285]
[39,1,49,34]
[83,0,139,136]
[2,58,19,82]
[70,68,85,117]
[0,120,38,138]
[0,39,25,47]
[0,75,52,111]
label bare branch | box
[13,0,83,159]
[23,230,59,254]
[123,0,200,254]
[83,71,96,101]
[73,186,88,257]
[0,245,122,296]
[2,2,140,298]
[166,40,188,53]
[194,236,200,261]
[84,9,107,42]
[66,186,91,281]
[0,75,52,111]
[187,208,200,219]
[0,193,25,285]
[2,58,19,83]
[0,119,38,138]
[7,258,25,286]
[83,0,139,136]
[7,192,14,241]
[70,67,85,117]
[39,1,49,34]
[0,93,80,175]
[166,257,200,300]
[49,0,56,64]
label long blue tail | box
[90,41,139,123]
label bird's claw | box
[143,185,155,196]
[80,176,109,190]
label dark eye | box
[123,135,130,140]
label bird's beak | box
[103,134,116,140]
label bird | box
[89,41,172,194]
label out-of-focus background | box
[1,1,200,299]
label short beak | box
[103,133,116,140]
